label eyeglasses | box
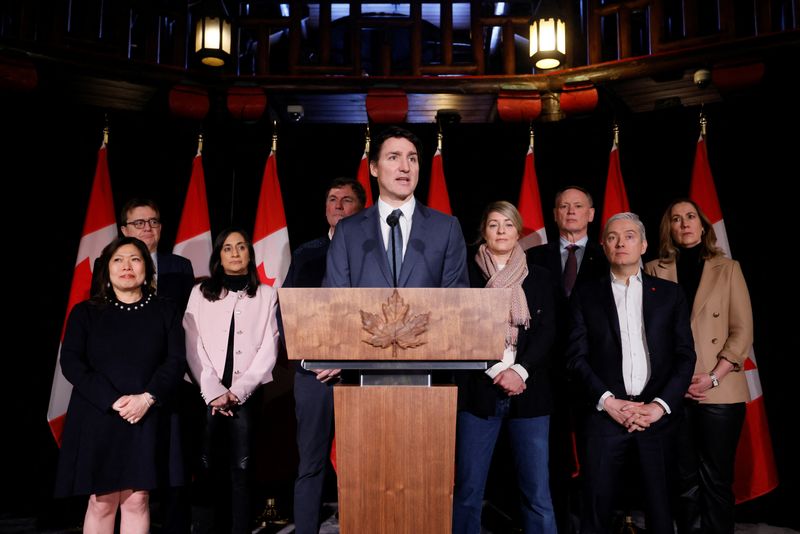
[125,218,161,229]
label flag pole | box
[699,110,708,138]
[529,121,534,148]
[272,120,278,152]
[612,122,619,147]
[197,133,203,156]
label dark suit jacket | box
[527,240,608,297]
[566,272,696,427]
[155,252,195,313]
[91,251,194,313]
[323,202,469,288]
[283,236,330,289]
[456,259,557,418]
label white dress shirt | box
[378,197,415,259]
[598,269,670,414]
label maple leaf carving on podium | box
[360,290,429,355]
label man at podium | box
[323,126,468,292]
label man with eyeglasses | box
[103,198,195,534]
[118,198,194,312]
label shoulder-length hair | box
[475,200,524,246]
[200,227,259,301]
[657,198,723,262]
[91,237,155,304]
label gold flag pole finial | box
[529,122,535,147]
[365,123,371,153]
[102,113,109,146]
[699,109,708,138]
[271,121,278,152]
[197,133,204,156]
[612,122,620,147]
[436,115,443,151]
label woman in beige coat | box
[645,199,753,534]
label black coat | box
[455,258,556,419]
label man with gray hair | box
[567,212,696,534]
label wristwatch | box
[709,372,720,388]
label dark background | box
[1,64,797,529]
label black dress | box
[54,293,185,497]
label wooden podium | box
[279,288,509,534]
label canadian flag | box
[599,136,630,231]
[253,145,290,287]
[517,141,547,250]
[356,137,374,208]
[427,143,452,214]
[173,144,212,278]
[47,140,118,445]
[689,133,778,503]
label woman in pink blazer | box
[183,227,279,534]
[645,199,753,534]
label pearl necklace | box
[110,293,152,311]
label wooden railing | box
[1,0,796,78]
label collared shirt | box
[611,269,650,396]
[597,269,670,414]
[378,196,415,259]
[559,235,589,272]
[151,252,159,285]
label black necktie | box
[563,244,578,296]
[387,209,403,287]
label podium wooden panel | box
[279,287,509,360]
[334,386,457,534]
[278,288,508,534]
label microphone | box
[386,212,400,227]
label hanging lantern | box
[529,0,566,71]
[195,1,232,67]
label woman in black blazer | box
[453,201,557,534]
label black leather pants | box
[675,400,745,534]
[199,389,261,534]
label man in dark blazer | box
[527,186,607,296]
[323,126,468,290]
[527,186,607,534]
[567,212,696,534]
[118,198,194,312]
[285,177,366,534]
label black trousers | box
[580,414,678,534]
[200,388,262,534]
[293,366,336,534]
[675,401,745,534]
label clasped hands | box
[210,391,240,416]
[494,368,526,396]
[603,397,665,433]
[112,393,154,425]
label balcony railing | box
[1,0,796,79]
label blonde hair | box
[477,201,524,244]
